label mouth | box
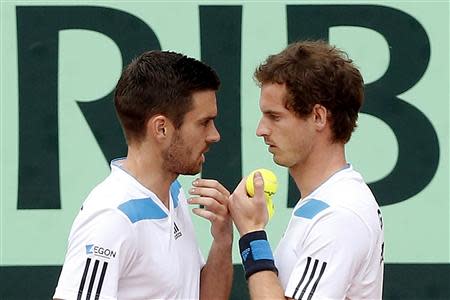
[265,142,276,148]
[200,148,209,163]
[265,142,276,153]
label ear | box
[312,104,328,131]
[147,115,173,141]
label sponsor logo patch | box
[85,244,116,259]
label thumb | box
[253,171,265,203]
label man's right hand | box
[229,171,269,236]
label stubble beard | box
[272,147,301,169]
[273,154,290,168]
[163,131,202,176]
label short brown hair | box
[254,40,364,143]
[114,51,220,142]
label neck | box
[289,141,347,199]
[122,143,177,209]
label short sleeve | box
[284,208,371,300]
[54,209,138,300]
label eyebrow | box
[262,110,282,115]
[199,115,216,122]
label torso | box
[275,165,384,299]
[54,159,204,300]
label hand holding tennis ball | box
[245,169,278,220]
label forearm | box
[200,240,233,300]
[248,271,287,300]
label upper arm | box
[54,209,137,300]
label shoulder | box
[293,188,373,238]
[293,198,368,231]
[292,198,371,244]
[80,172,128,211]
[300,205,372,262]
[315,168,381,230]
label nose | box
[256,117,269,137]
[208,122,221,143]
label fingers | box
[188,196,227,214]
[189,186,228,204]
[229,173,263,205]
[191,207,218,222]
[187,179,233,242]
[192,178,230,197]
[253,171,266,204]
[228,172,268,235]
[188,179,230,222]
[231,177,248,199]
[228,177,249,212]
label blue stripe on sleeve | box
[118,198,167,223]
[294,199,330,219]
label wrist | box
[238,230,278,280]
[238,226,265,237]
[212,235,233,249]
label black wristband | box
[239,230,278,280]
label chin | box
[184,169,201,175]
[180,164,202,176]
[180,168,201,176]
[273,156,289,168]
[182,170,200,176]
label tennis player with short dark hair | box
[54,51,232,300]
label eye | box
[201,119,211,127]
[269,113,281,121]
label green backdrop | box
[1,1,449,299]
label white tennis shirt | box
[275,164,384,300]
[54,159,204,300]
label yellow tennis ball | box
[245,169,277,219]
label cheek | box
[283,125,311,150]
[178,128,197,144]
[279,123,297,142]
[286,133,303,151]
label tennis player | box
[229,41,384,299]
[54,51,232,300]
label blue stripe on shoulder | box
[170,180,181,208]
[294,199,330,219]
[118,198,167,223]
